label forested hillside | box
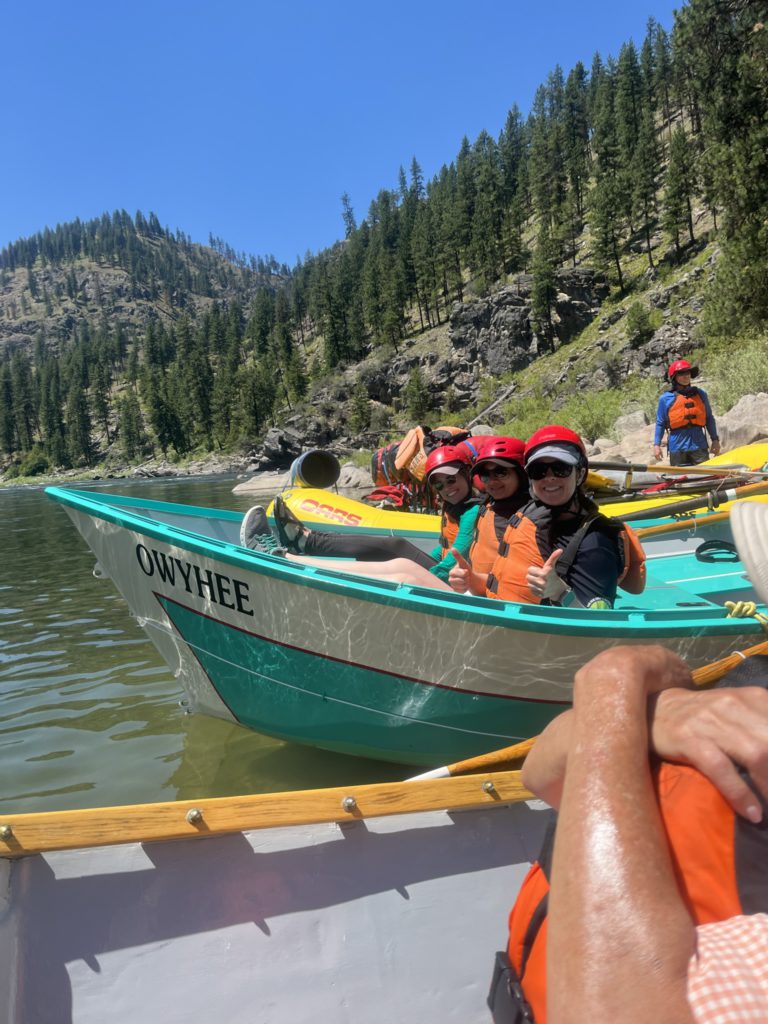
[1,0,766,479]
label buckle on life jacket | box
[487,950,536,1024]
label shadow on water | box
[0,477,412,815]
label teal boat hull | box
[45,487,766,766]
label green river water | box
[0,476,408,816]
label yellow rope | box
[724,600,768,633]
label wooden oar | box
[591,460,768,479]
[408,637,768,780]
[618,478,768,524]
[597,476,751,505]
[635,510,730,540]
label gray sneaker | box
[239,506,286,556]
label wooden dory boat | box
[0,771,547,1024]
[45,486,766,767]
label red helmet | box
[668,359,699,380]
[473,436,526,470]
[424,444,472,480]
[524,425,587,467]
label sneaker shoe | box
[732,500,768,605]
[273,495,309,554]
[239,506,286,556]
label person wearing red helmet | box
[448,437,530,595]
[654,359,721,465]
[239,443,482,585]
[457,426,642,609]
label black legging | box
[303,532,438,571]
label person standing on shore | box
[653,359,721,466]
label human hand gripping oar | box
[407,636,768,780]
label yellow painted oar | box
[408,637,768,780]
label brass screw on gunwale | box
[0,825,13,840]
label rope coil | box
[725,600,768,634]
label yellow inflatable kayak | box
[273,443,768,540]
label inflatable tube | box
[274,444,768,541]
[289,450,341,488]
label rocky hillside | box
[0,213,281,352]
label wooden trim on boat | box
[0,770,532,859]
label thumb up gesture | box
[526,548,567,601]
[448,548,473,593]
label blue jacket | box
[654,386,718,453]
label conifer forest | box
[0,0,766,477]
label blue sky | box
[2,1,681,267]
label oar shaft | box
[618,479,768,524]
[635,511,730,540]
[591,460,765,478]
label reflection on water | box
[0,477,409,815]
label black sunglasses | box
[478,465,512,480]
[430,476,457,491]
[527,460,574,480]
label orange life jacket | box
[667,390,707,431]
[470,503,509,574]
[486,505,646,603]
[486,511,542,603]
[439,505,461,557]
[503,765,768,1023]
[370,442,403,488]
[617,523,647,594]
[502,660,768,1024]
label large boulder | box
[613,409,649,436]
[261,427,305,466]
[717,393,768,451]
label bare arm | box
[546,647,696,1024]
[523,684,768,821]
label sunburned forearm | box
[548,673,695,1024]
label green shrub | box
[500,392,552,440]
[703,334,768,412]
[5,446,51,479]
[625,303,654,345]
[558,389,625,442]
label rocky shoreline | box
[5,391,768,493]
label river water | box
[0,477,409,816]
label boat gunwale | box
[0,769,532,859]
[45,486,761,639]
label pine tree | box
[403,366,431,421]
[66,380,93,465]
[0,358,17,456]
[91,360,112,442]
[531,226,559,351]
[349,380,372,433]
[341,192,357,238]
[632,109,660,269]
[118,391,147,460]
[10,351,37,452]
[662,125,697,257]
[39,360,68,466]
